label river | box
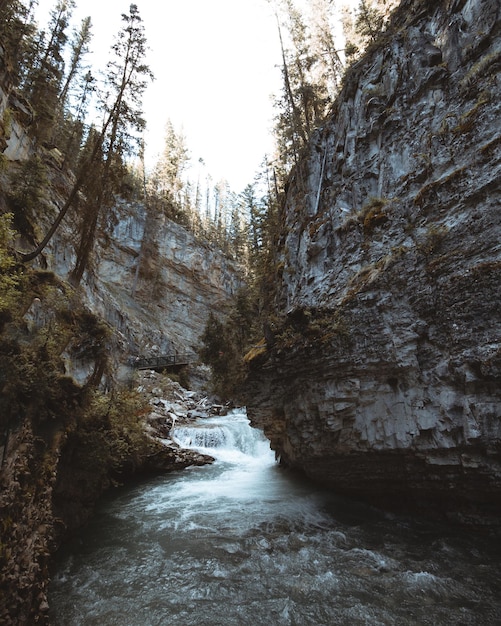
[49,410,501,625]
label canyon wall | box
[46,198,242,382]
[245,0,501,528]
[1,66,240,377]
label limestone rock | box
[43,198,241,379]
[244,0,501,530]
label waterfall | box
[172,410,274,464]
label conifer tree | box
[26,0,76,143]
[71,3,153,284]
[59,69,95,169]
[270,0,339,182]
[355,0,385,44]
[273,2,306,168]
[343,0,388,61]
[229,201,248,263]
[58,15,92,109]
[50,17,93,162]
[0,0,37,88]
[309,0,344,93]
[241,183,261,253]
[149,119,190,219]
[20,4,153,275]
[7,154,48,239]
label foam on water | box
[172,411,275,465]
[49,410,501,626]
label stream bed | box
[49,410,501,625]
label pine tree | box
[309,0,344,93]
[60,70,95,169]
[50,17,93,163]
[272,2,306,168]
[58,15,92,109]
[229,201,248,263]
[270,0,338,182]
[343,0,390,61]
[355,0,385,44]
[20,4,153,274]
[0,0,37,89]
[149,119,190,219]
[241,183,261,253]
[71,3,153,284]
[26,0,76,143]
[7,154,48,240]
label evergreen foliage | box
[0,213,23,323]
[198,0,394,396]
[0,0,38,87]
[355,0,385,45]
[199,287,259,399]
[70,3,154,284]
[343,0,388,61]
[0,0,269,272]
[270,0,344,178]
[24,0,76,143]
[7,155,49,236]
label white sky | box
[34,0,283,191]
[34,0,357,191]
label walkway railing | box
[131,353,197,370]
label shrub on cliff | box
[199,288,259,400]
[0,213,24,329]
[0,256,155,621]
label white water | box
[49,410,501,625]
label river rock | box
[141,443,214,473]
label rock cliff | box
[245,0,501,529]
[1,71,240,375]
[48,198,242,382]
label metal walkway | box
[132,353,196,371]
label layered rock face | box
[41,198,241,381]
[245,0,501,528]
[95,201,241,352]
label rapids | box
[49,410,501,625]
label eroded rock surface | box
[245,0,501,529]
[46,198,242,373]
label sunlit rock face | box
[245,0,501,528]
[0,78,34,161]
[50,199,241,365]
[1,54,241,371]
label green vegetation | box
[358,196,390,235]
[197,0,394,395]
[459,50,501,93]
[199,288,259,399]
[0,0,408,414]
[0,213,23,321]
[0,0,399,471]
[0,230,153,619]
[68,388,152,478]
[342,0,388,63]
[0,0,401,619]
